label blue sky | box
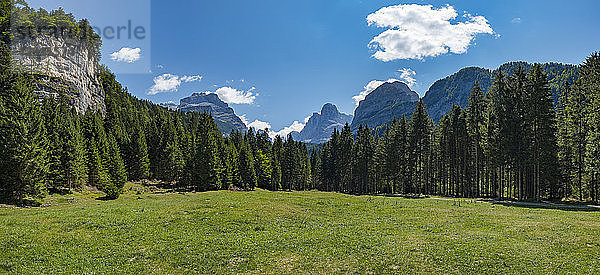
[26,0,600,135]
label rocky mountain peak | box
[320,103,339,117]
[351,81,419,130]
[293,103,353,144]
[163,93,247,133]
[181,92,228,109]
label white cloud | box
[367,4,495,61]
[511,17,521,24]
[353,79,399,106]
[240,115,271,131]
[211,86,256,104]
[270,121,305,140]
[181,75,203,82]
[304,115,312,124]
[240,115,304,140]
[248,120,271,131]
[148,74,181,95]
[148,73,203,95]
[110,47,141,63]
[397,68,417,88]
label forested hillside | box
[314,58,600,202]
[0,1,599,205]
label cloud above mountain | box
[210,86,256,104]
[240,115,271,131]
[353,79,400,106]
[148,73,203,95]
[271,121,305,139]
[367,4,495,61]
[398,68,417,88]
[241,115,305,140]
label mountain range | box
[348,61,578,131]
[160,61,577,142]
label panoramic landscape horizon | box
[1,0,600,273]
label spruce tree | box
[270,135,283,191]
[238,141,257,190]
[183,114,222,191]
[104,132,127,199]
[466,82,486,197]
[255,149,272,189]
[409,99,431,194]
[526,64,559,200]
[127,122,150,180]
[0,73,48,203]
[579,53,600,202]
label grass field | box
[1,185,600,274]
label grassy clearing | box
[1,185,599,274]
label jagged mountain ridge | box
[350,62,578,132]
[293,103,353,144]
[161,92,248,134]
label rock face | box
[163,92,248,133]
[422,63,578,122]
[10,35,105,113]
[351,81,419,130]
[422,67,492,122]
[294,103,353,144]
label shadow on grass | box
[95,196,116,201]
[490,200,600,212]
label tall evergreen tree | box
[409,99,431,194]
[0,73,48,203]
[238,141,257,190]
[466,82,486,197]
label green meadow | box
[1,186,599,274]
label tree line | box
[0,40,315,203]
[312,54,600,202]
[1,8,599,203]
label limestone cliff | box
[351,81,419,131]
[10,35,105,113]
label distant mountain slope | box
[160,93,247,133]
[351,81,419,130]
[423,62,578,121]
[350,62,578,129]
[294,103,352,144]
[422,67,492,122]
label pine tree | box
[300,143,312,190]
[352,124,374,194]
[484,71,511,199]
[310,149,322,190]
[238,141,257,190]
[127,122,150,180]
[183,114,222,191]
[224,141,241,189]
[565,71,590,200]
[409,99,431,194]
[0,73,48,203]
[255,149,272,189]
[579,53,600,202]
[338,124,354,192]
[557,82,574,199]
[526,64,559,200]
[104,132,127,199]
[270,135,283,191]
[466,82,486,198]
